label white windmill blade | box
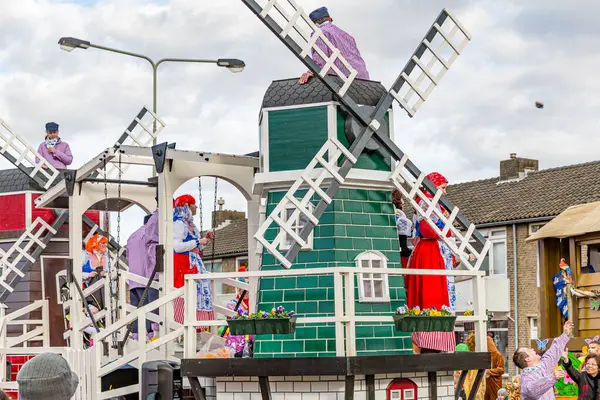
[0,119,61,189]
[390,8,471,117]
[95,106,166,179]
[254,138,357,269]
[243,0,358,96]
[389,155,490,271]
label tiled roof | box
[202,219,248,259]
[261,77,388,109]
[444,161,600,225]
[0,168,46,193]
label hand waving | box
[553,369,565,380]
[563,320,574,336]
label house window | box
[481,228,507,276]
[529,223,546,235]
[390,390,401,400]
[355,250,390,303]
[530,317,538,340]
[280,204,314,251]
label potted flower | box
[226,306,297,335]
[427,306,456,332]
[393,306,430,332]
[254,306,296,335]
[227,308,255,335]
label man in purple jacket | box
[299,6,370,84]
[514,320,573,400]
[35,122,73,169]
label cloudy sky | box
[1,0,599,243]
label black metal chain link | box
[112,150,123,349]
[210,178,218,272]
[198,177,203,233]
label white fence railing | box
[0,266,488,400]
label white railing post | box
[345,271,356,357]
[185,278,196,358]
[42,299,50,347]
[472,273,488,352]
[333,271,345,356]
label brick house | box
[446,154,600,374]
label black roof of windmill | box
[243,0,489,270]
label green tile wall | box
[254,188,411,358]
[266,106,392,173]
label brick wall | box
[255,188,410,357]
[506,223,540,375]
[217,371,456,400]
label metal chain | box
[210,178,218,272]
[112,151,123,349]
[198,177,203,233]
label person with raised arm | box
[514,320,573,400]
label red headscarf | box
[85,234,107,253]
[417,172,449,205]
[174,194,196,208]
[426,172,448,188]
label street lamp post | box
[58,37,245,145]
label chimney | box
[499,153,539,182]
[212,199,246,228]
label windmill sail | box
[246,1,489,270]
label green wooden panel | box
[268,107,328,172]
[336,109,392,172]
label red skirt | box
[405,239,449,310]
[406,239,455,352]
[173,253,213,331]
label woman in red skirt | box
[172,195,214,331]
[406,172,457,353]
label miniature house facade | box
[0,168,100,346]
[252,78,411,357]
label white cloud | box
[1,0,599,241]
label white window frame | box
[403,389,415,400]
[529,223,546,235]
[279,204,314,251]
[355,250,390,303]
[390,390,401,400]
[529,316,538,340]
[480,228,507,276]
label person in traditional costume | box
[299,6,370,84]
[35,122,73,169]
[392,189,412,268]
[126,211,160,340]
[172,195,214,329]
[81,234,110,330]
[82,234,109,287]
[406,172,457,353]
[485,336,505,400]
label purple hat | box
[45,122,59,131]
[309,7,329,22]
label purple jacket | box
[313,22,370,80]
[127,210,159,289]
[520,333,570,400]
[35,139,73,169]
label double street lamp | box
[58,36,246,144]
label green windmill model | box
[242,0,491,357]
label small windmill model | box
[0,107,165,302]
[244,0,491,270]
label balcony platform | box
[182,353,491,400]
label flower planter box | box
[393,315,430,332]
[227,319,256,335]
[255,317,297,335]
[428,316,457,332]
